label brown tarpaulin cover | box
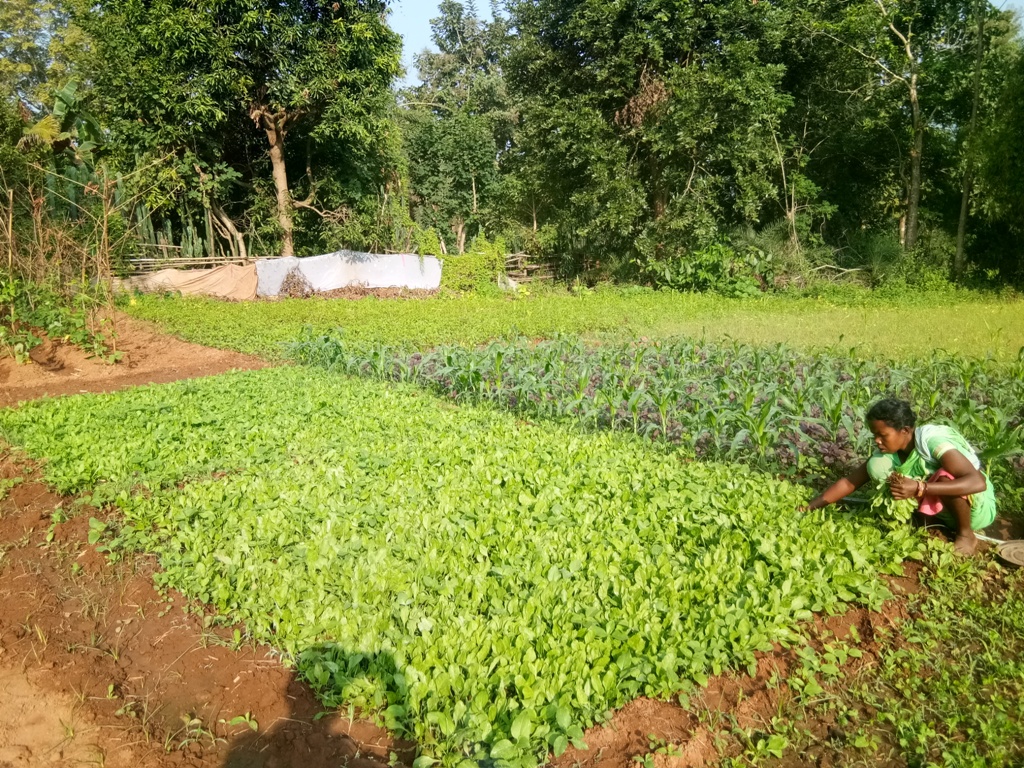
[117,264,258,301]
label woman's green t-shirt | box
[866,424,996,530]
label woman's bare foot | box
[954,532,979,556]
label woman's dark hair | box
[866,398,917,430]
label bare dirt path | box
[0,666,117,768]
[0,312,268,409]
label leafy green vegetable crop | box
[0,367,923,766]
[720,551,1024,768]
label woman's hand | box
[888,472,919,501]
[801,462,870,516]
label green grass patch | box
[0,366,923,767]
[125,288,725,357]
[123,287,1024,361]
[864,561,1024,767]
[661,301,1024,362]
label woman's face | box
[869,419,913,454]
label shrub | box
[440,234,506,292]
[0,275,117,362]
[636,239,774,297]
[857,230,954,293]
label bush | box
[636,239,774,297]
[856,230,954,293]
[414,226,443,257]
[0,275,117,362]
[440,234,506,293]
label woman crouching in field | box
[802,398,996,555]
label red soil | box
[549,573,915,768]
[0,312,267,409]
[0,452,403,768]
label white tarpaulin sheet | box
[255,251,442,297]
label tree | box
[804,0,1010,252]
[73,0,401,257]
[400,1,514,252]
[0,0,83,110]
[505,0,794,275]
[943,4,1021,277]
[0,0,55,106]
[977,44,1024,230]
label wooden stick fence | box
[505,252,554,283]
[127,255,252,274]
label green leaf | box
[511,712,533,742]
[87,517,106,545]
[490,740,517,760]
[552,734,569,757]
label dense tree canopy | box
[505,0,798,274]
[499,0,1021,282]
[1,0,1021,284]
[399,1,514,253]
[69,0,401,257]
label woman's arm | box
[889,449,987,500]
[803,462,870,511]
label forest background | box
[2,0,1023,294]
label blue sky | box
[388,1,437,81]
[390,1,495,85]
[388,0,1022,85]
[389,1,456,85]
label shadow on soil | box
[222,647,414,768]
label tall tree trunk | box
[905,73,923,252]
[453,218,466,253]
[266,119,294,257]
[769,122,800,249]
[253,107,295,257]
[955,4,986,279]
[879,5,925,252]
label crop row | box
[0,367,923,767]
[288,333,1024,509]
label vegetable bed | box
[0,367,922,767]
